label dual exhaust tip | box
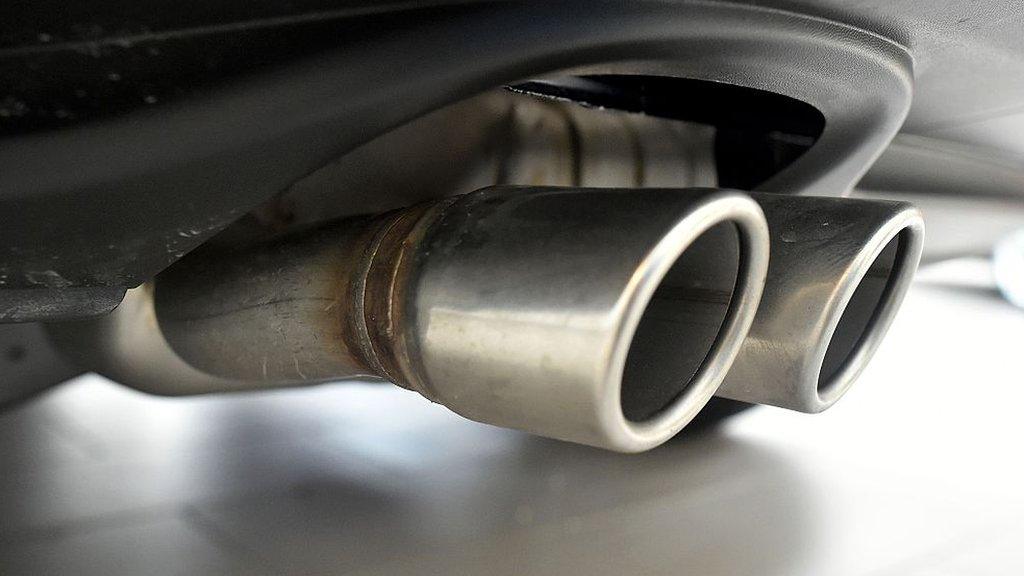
[58,186,924,453]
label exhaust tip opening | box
[620,221,741,423]
[817,225,917,403]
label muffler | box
[148,186,770,451]
[715,194,924,413]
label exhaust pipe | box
[715,194,924,413]
[48,285,251,396]
[146,186,769,451]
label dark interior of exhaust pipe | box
[818,231,906,392]
[620,222,741,422]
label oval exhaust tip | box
[610,203,768,452]
[406,187,769,453]
[716,195,924,414]
[815,209,924,409]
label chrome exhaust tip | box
[137,186,768,452]
[400,187,769,452]
[716,194,924,413]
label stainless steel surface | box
[1,258,1021,575]
[436,104,930,413]
[48,286,250,396]
[403,187,767,452]
[127,186,771,452]
[716,194,924,413]
[335,99,923,414]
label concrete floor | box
[1,259,1022,575]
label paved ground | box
[0,259,1022,576]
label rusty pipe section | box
[715,194,924,413]
[148,186,769,452]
